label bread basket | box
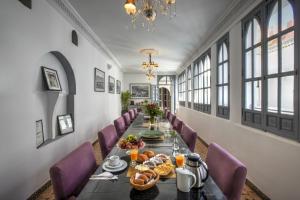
[130,170,160,191]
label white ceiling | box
[69,0,236,73]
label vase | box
[150,116,155,124]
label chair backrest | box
[168,113,176,124]
[172,117,183,133]
[98,124,119,159]
[50,142,97,200]
[133,108,138,116]
[206,143,247,200]
[114,116,126,137]
[122,112,131,128]
[129,109,135,121]
[180,123,197,152]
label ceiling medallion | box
[140,48,159,80]
[124,0,176,31]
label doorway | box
[159,87,171,111]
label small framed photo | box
[57,114,74,135]
[41,66,62,91]
[116,80,121,94]
[94,68,105,92]
[36,120,44,148]
[108,76,115,94]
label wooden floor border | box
[197,136,270,200]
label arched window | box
[187,66,192,108]
[217,33,230,118]
[178,71,186,106]
[193,50,211,114]
[242,0,297,140]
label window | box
[217,33,230,118]
[242,0,298,140]
[187,66,192,108]
[178,70,186,106]
[193,50,211,113]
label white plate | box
[102,160,128,172]
[103,161,123,169]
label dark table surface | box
[78,114,226,200]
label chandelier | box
[140,48,159,80]
[124,0,176,30]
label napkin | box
[89,172,118,180]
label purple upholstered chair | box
[206,143,247,200]
[114,116,126,137]
[168,113,176,124]
[172,117,183,133]
[180,123,197,152]
[123,112,131,128]
[129,109,135,121]
[50,142,97,200]
[98,124,119,159]
[133,108,138,117]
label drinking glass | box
[130,149,138,167]
[175,154,185,168]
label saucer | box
[104,161,123,169]
[102,160,128,172]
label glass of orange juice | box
[175,154,185,168]
[130,149,138,167]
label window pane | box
[268,78,278,113]
[224,85,228,107]
[218,86,223,106]
[199,89,203,104]
[188,80,191,90]
[218,65,223,84]
[194,64,198,75]
[200,61,204,72]
[218,46,223,64]
[245,82,252,109]
[188,91,192,102]
[246,50,252,78]
[208,88,211,104]
[194,76,198,89]
[207,71,211,87]
[281,31,294,72]
[268,2,278,37]
[281,0,294,31]
[254,46,261,77]
[246,22,252,49]
[205,56,210,70]
[268,39,278,74]
[254,80,262,111]
[223,62,228,84]
[199,74,203,88]
[281,76,294,115]
[194,90,198,104]
[223,43,228,61]
[253,18,261,45]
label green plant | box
[144,103,163,123]
[121,90,131,111]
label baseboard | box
[27,180,51,200]
[196,136,270,200]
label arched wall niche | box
[37,51,76,145]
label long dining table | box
[78,114,226,200]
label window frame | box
[241,0,299,141]
[193,49,211,114]
[216,33,230,119]
[178,70,186,107]
[187,66,192,108]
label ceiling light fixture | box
[140,48,159,80]
[124,0,176,31]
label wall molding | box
[46,0,122,70]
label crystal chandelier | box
[140,48,159,80]
[124,0,176,31]
[146,68,155,80]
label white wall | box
[176,6,300,200]
[0,1,123,199]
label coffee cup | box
[107,155,120,166]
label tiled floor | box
[35,138,263,200]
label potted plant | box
[144,103,163,124]
[121,90,131,114]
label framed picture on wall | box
[94,68,105,92]
[41,66,62,91]
[36,120,44,148]
[130,83,151,99]
[116,80,121,94]
[57,114,74,135]
[108,76,115,93]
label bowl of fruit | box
[117,135,145,150]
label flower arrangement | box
[144,103,163,124]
